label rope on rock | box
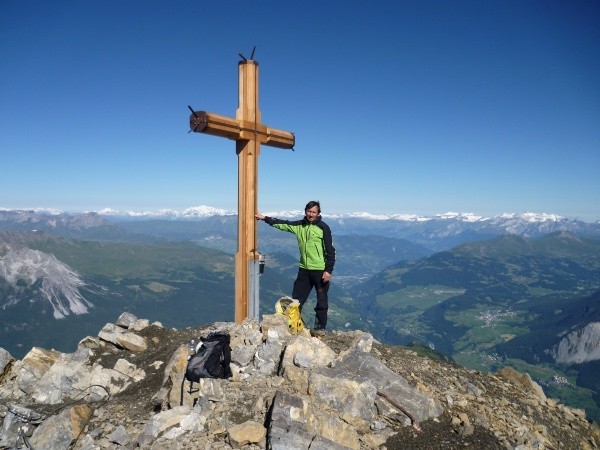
[377,389,422,432]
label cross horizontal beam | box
[189,111,294,149]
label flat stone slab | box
[315,346,442,423]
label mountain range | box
[3,207,600,250]
[1,207,600,422]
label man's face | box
[305,205,320,223]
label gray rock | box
[77,336,104,350]
[280,335,336,373]
[130,318,150,332]
[0,347,13,377]
[231,342,257,367]
[309,371,377,421]
[179,398,211,433]
[113,358,146,382]
[196,377,226,399]
[29,404,92,450]
[16,347,61,395]
[30,347,93,404]
[115,312,138,329]
[153,344,189,410]
[254,329,286,376]
[29,345,141,406]
[137,405,192,447]
[0,405,45,448]
[76,433,99,450]
[107,424,131,446]
[98,323,147,352]
[260,314,291,339]
[464,381,485,397]
[231,318,263,347]
[267,390,360,450]
[315,344,442,423]
[268,391,313,450]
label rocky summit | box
[0,312,598,450]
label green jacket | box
[264,215,335,273]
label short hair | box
[305,200,321,213]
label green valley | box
[353,232,600,421]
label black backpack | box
[185,331,232,382]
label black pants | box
[292,268,329,329]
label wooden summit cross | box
[188,52,294,324]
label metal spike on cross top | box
[188,48,295,323]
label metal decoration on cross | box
[188,48,295,324]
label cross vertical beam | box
[235,60,260,324]
[189,56,294,324]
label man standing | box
[256,201,335,333]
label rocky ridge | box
[554,322,600,364]
[0,243,90,319]
[0,312,598,449]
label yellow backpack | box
[275,297,305,334]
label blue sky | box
[1,1,599,221]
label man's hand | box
[255,213,265,221]
[322,271,331,283]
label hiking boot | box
[310,328,326,337]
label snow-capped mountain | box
[96,205,235,219]
[2,206,594,223]
[0,244,91,319]
[2,207,599,251]
[98,206,595,228]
